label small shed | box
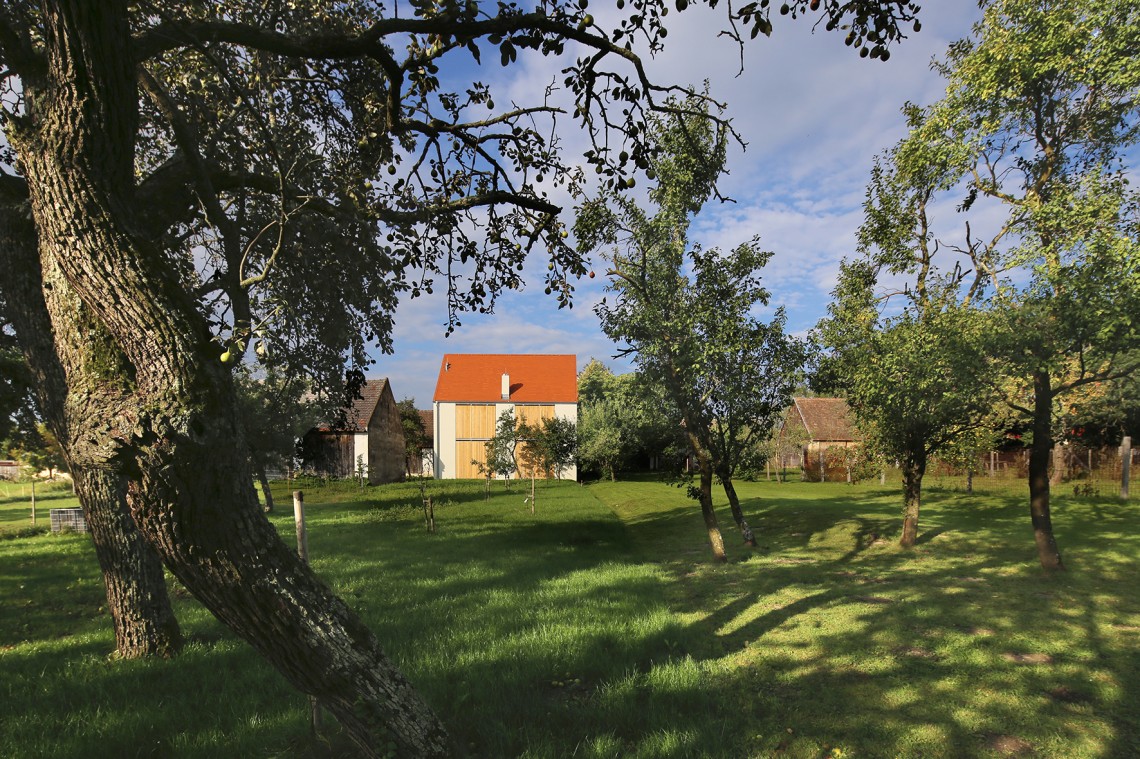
[782,397,861,482]
[300,378,406,484]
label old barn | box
[300,378,406,484]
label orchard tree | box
[816,135,1000,548]
[0,0,923,752]
[889,0,1140,569]
[235,369,317,512]
[582,98,805,559]
[397,398,430,477]
[577,360,678,478]
[485,408,521,487]
[818,275,996,547]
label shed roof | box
[321,378,391,433]
[433,354,578,403]
[792,397,860,442]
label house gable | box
[432,354,578,480]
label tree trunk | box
[0,191,181,659]
[257,464,275,514]
[899,450,926,549]
[698,466,727,562]
[1028,370,1064,571]
[1050,444,1065,486]
[14,3,451,754]
[719,472,756,547]
[77,468,182,657]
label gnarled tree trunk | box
[0,194,180,659]
[1029,370,1064,570]
[899,448,926,549]
[13,3,451,754]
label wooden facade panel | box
[456,404,496,440]
[515,405,554,428]
[456,440,488,479]
[516,441,551,480]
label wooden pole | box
[1122,436,1132,501]
[292,491,321,733]
[293,490,308,563]
[30,478,36,525]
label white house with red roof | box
[432,354,578,480]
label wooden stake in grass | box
[292,490,322,734]
[1122,436,1132,501]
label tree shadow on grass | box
[7,480,1140,758]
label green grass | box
[0,479,77,537]
[1,474,1138,758]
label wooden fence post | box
[292,491,322,733]
[293,490,308,563]
[1122,436,1132,501]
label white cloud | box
[371,5,986,398]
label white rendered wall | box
[353,432,370,477]
[433,401,457,478]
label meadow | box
[1,474,1137,758]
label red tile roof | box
[433,354,578,403]
[792,397,860,442]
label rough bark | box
[719,472,757,547]
[76,468,182,656]
[899,449,926,549]
[0,192,180,659]
[12,3,451,753]
[1028,370,1065,571]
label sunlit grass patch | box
[1,475,1138,757]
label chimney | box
[501,373,510,400]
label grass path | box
[0,475,1137,757]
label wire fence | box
[787,442,1136,499]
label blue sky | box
[370,5,984,408]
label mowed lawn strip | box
[0,475,1137,758]
[589,475,1140,758]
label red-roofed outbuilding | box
[432,354,578,479]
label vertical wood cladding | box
[456,405,496,440]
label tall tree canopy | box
[887,0,1140,570]
[581,97,805,560]
[0,0,923,753]
[816,141,1000,548]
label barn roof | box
[314,378,391,433]
[792,397,860,442]
[433,354,578,403]
[418,409,434,445]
